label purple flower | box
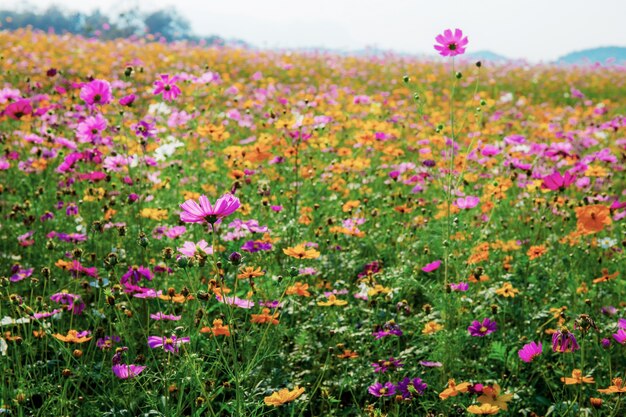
[421,260,441,273]
[613,329,626,345]
[179,194,241,224]
[467,318,497,337]
[396,377,427,398]
[518,341,542,363]
[80,79,112,106]
[31,309,62,319]
[153,74,181,102]
[450,282,469,291]
[619,318,626,329]
[150,312,182,321]
[371,357,404,373]
[147,335,190,354]
[119,94,136,107]
[372,322,403,339]
[419,361,443,367]
[133,119,157,139]
[434,28,469,57]
[112,364,146,379]
[601,338,612,349]
[120,266,153,286]
[50,291,85,315]
[10,266,33,282]
[368,382,396,397]
[241,240,272,253]
[552,329,580,353]
[97,335,121,350]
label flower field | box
[1,28,625,416]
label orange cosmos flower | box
[250,308,280,325]
[337,349,359,359]
[264,386,305,407]
[237,266,265,280]
[561,369,595,385]
[283,244,320,259]
[200,319,230,337]
[422,321,444,335]
[592,269,619,284]
[53,329,92,343]
[439,378,470,400]
[527,245,547,260]
[285,282,311,297]
[598,377,626,394]
[467,403,500,415]
[575,205,611,234]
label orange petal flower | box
[561,369,595,385]
[467,403,500,414]
[283,244,320,259]
[263,386,305,407]
[200,319,231,336]
[439,378,470,400]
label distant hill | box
[465,50,510,63]
[557,47,626,64]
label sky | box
[11,0,626,62]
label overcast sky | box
[14,0,626,62]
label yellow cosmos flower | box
[467,403,500,414]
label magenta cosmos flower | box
[112,364,146,379]
[153,74,181,102]
[4,99,32,120]
[542,170,576,191]
[468,318,497,337]
[368,382,396,397]
[434,28,468,57]
[518,341,543,363]
[422,260,441,273]
[147,335,190,353]
[80,79,112,106]
[179,194,241,224]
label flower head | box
[468,318,497,337]
[561,369,595,385]
[396,377,427,398]
[552,328,580,353]
[283,243,320,259]
[542,170,576,191]
[434,28,469,57]
[518,341,542,363]
[80,79,112,106]
[112,364,146,379]
[153,74,181,102]
[147,335,190,354]
[264,386,305,406]
[179,194,240,224]
[477,384,512,410]
[368,382,396,397]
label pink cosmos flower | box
[147,335,190,353]
[153,74,181,102]
[4,99,32,120]
[80,79,112,106]
[76,114,107,143]
[150,312,182,321]
[518,341,543,363]
[178,240,213,257]
[454,196,480,209]
[179,194,241,224]
[434,28,468,57]
[216,295,255,309]
[422,260,441,273]
[112,364,146,379]
[613,329,626,344]
[542,170,576,191]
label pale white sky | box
[12,0,626,62]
